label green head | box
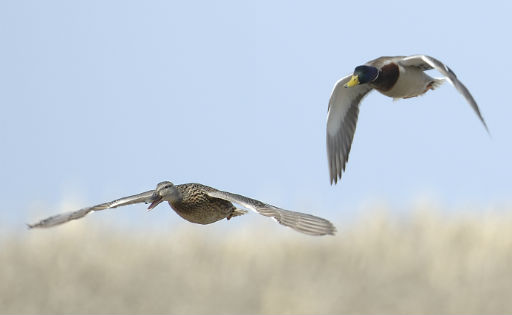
[344,65,379,87]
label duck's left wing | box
[399,55,489,132]
[28,190,155,229]
[206,190,337,236]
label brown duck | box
[28,181,336,236]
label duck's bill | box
[147,195,163,210]
[344,75,360,88]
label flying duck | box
[327,54,488,184]
[28,181,336,236]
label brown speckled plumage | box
[170,183,244,224]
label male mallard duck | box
[327,55,488,184]
[28,181,336,236]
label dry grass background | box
[2,207,512,314]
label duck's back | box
[171,183,236,224]
[368,56,434,99]
[366,56,404,68]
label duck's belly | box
[169,201,232,225]
[377,67,433,99]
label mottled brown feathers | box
[171,183,237,225]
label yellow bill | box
[344,75,360,88]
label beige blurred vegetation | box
[2,207,512,314]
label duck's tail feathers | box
[431,77,447,90]
[227,208,248,220]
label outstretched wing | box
[28,190,155,229]
[206,190,336,236]
[399,55,489,132]
[327,74,373,185]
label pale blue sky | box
[1,0,511,229]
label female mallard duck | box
[28,181,336,236]
[327,55,488,184]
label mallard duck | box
[327,54,488,184]
[28,181,336,236]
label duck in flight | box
[28,181,336,236]
[327,54,489,184]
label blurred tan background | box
[2,206,512,314]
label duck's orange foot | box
[423,81,436,93]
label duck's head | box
[344,65,379,88]
[147,181,181,210]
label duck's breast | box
[377,65,434,99]
[169,185,234,225]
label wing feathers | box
[326,81,370,184]
[28,190,155,229]
[206,190,336,236]
[399,55,489,132]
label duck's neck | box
[167,188,184,205]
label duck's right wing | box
[27,190,156,229]
[327,75,373,185]
[206,190,337,236]
[399,55,489,132]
